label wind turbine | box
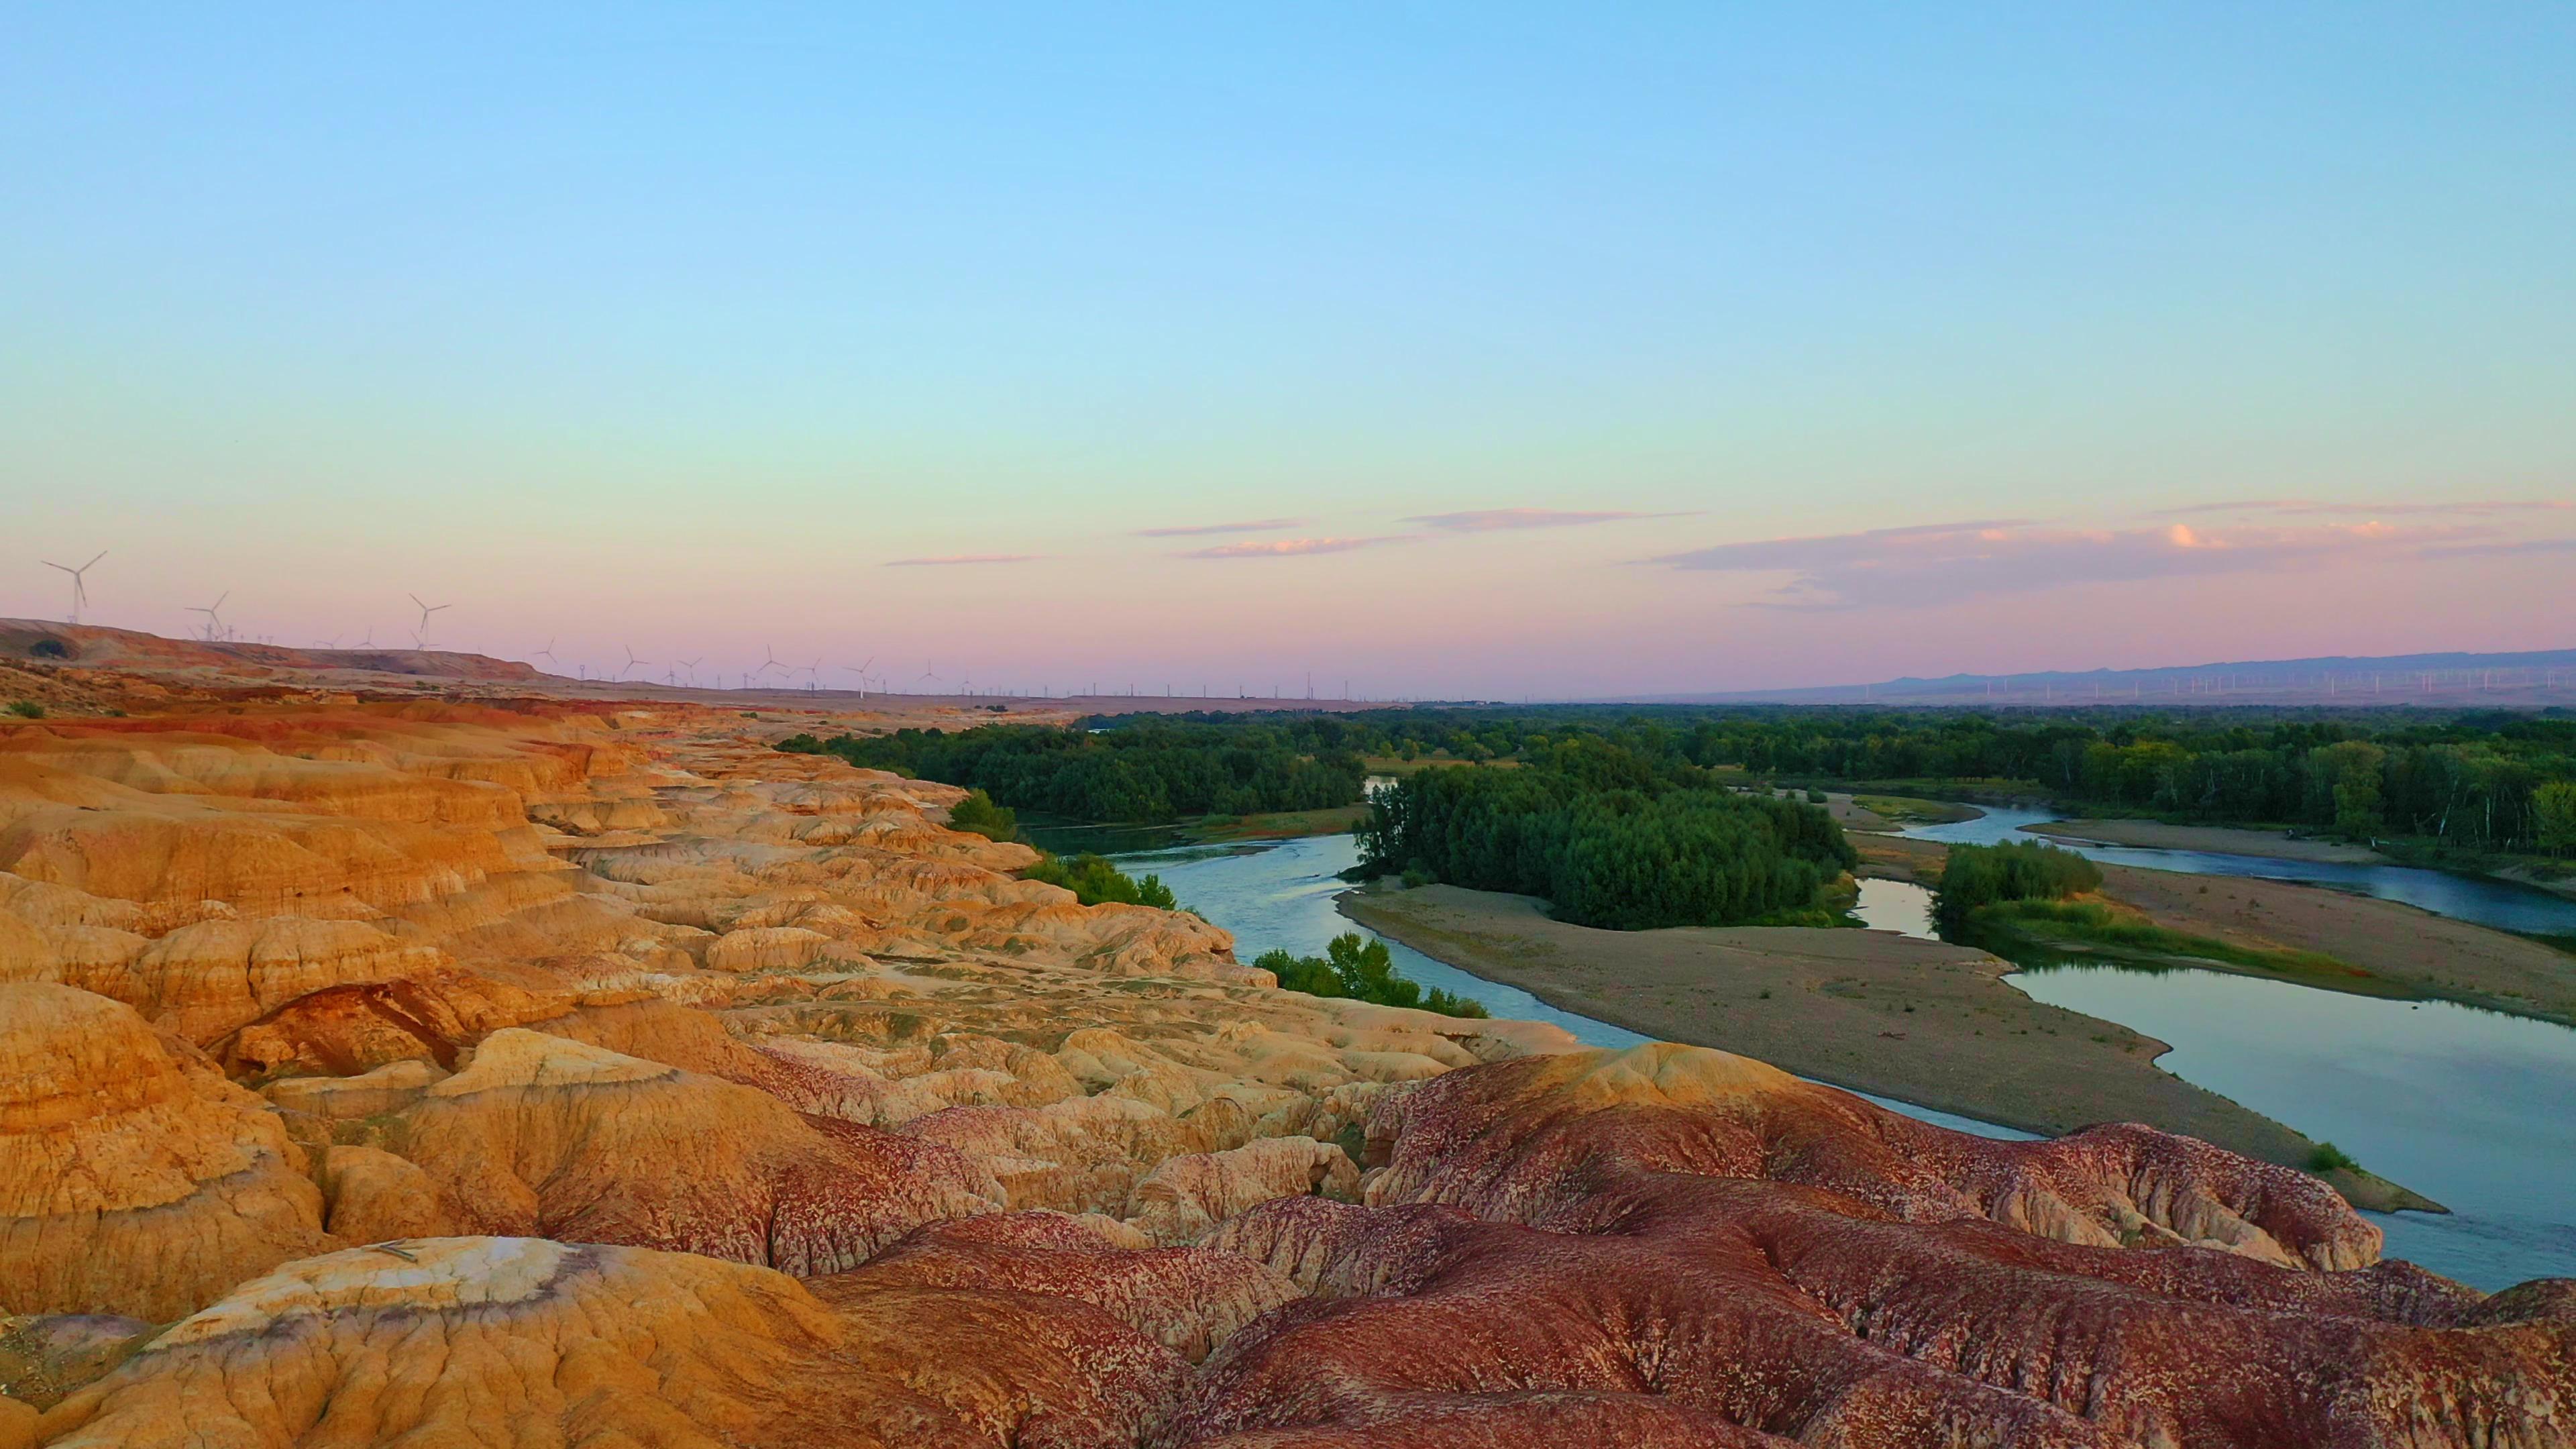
[186,592,229,642]
[798,657,824,692]
[619,646,651,682]
[757,645,788,679]
[841,657,875,698]
[678,657,702,687]
[532,638,559,669]
[42,551,105,625]
[408,594,450,647]
[916,660,942,692]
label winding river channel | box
[1110,820,2576,1290]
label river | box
[1115,830,2574,1290]
[1110,834,2032,1142]
[1898,807,2576,936]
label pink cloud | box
[1650,519,2478,609]
[1180,535,1415,559]
[1134,517,1306,537]
[885,553,1045,567]
[1405,507,1694,531]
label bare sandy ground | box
[2028,818,2388,863]
[1340,883,2432,1212]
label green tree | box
[2537,781,2576,856]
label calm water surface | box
[1900,808,2576,935]
[1897,806,2576,1287]
[2008,965,2576,1289]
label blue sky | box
[5,5,2571,694]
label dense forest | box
[1074,705,2576,856]
[1358,737,1858,930]
[779,721,1366,823]
[782,702,2576,856]
[1674,709,2576,853]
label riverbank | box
[1337,881,2434,1213]
[2028,818,2387,863]
[1854,833,2576,1026]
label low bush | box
[1022,851,1178,910]
[1253,932,1488,1017]
[946,789,1018,841]
[5,700,44,719]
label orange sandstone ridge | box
[0,679,2567,1448]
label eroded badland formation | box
[0,627,2568,1448]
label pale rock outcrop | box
[1124,1135,1361,1246]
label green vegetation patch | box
[1853,794,1980,824]
[1254,932,1488,1018]
[1360,737,1858,930]
[783,719,1365,824]
[1021,851,1181,911]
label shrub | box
[5,700,44,719]
[1252,932,1486,1017]
[29,639,68,659]
[1805,788,1827,804]
[1933,840,2102,928]
[1022,852,1178,910]
[1400,866,1432,890]
[946,789,1018,841]
[2306,1141,2361,1174]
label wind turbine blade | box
[83,550,107,570]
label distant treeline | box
[1108,706,2576,855]
[786,704,2576,854]
[779,722,1366,823]
[1680,710,2576,853]
[1358,737,1857,930]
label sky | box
[5,5,2572,698]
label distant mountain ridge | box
[1652,647,2576,707]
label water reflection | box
[1851,878,1938,940]
[2006,963,2576,1290]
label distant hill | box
[0,619,550,684]
[1652,647,2576,708]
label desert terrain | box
[0,631,2569,1448]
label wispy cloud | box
[1405,507,1695,532]
[1180,535,1417,559]
[2151,498,2572,519]
[884,553,1046,567]
[1134,517,1306,537]
[1648,519,2468,609]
